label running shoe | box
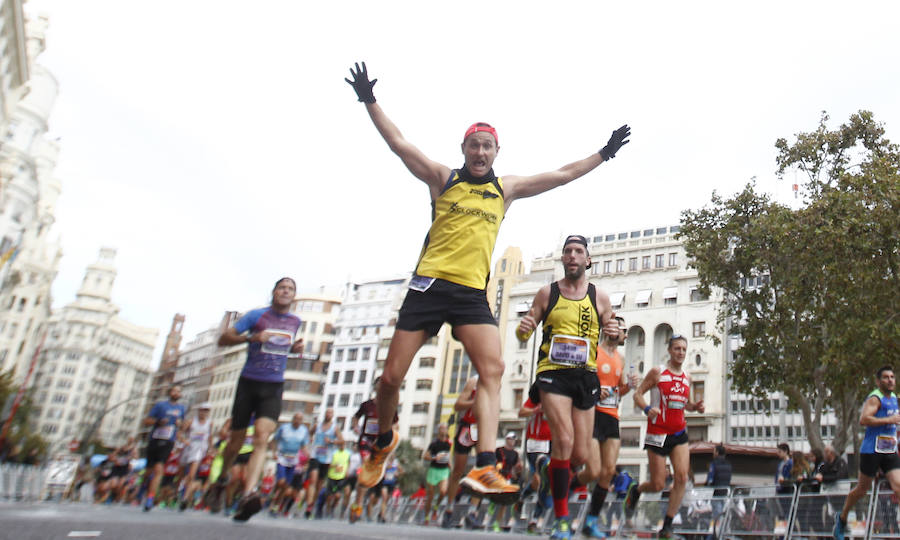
[358,430,399,488]
[378,513,387,524]
[491,521,501,533]
[460,465,520,504]
[550,517,573,540]
[179,499,188,512]
[526,520,538,534]
[232,492,262,522]
[440,510,455,529]
[623,481,640,519]
[833,514,846,540]
[204,475,229,514]
[464,511,483,530]
[142,496,154,512]
[349,503,362,524]
[581,515,607,538]
[657,526,684,540]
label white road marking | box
[67,532,102,538]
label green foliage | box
[680,111,900,455]
[0,369,49,461]
[394,439,426,495]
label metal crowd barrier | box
[0,464,47,502]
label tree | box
[680,111,900,457]
[0,369,49,462]
[394,439,426,495]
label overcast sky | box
[27,0,900,363]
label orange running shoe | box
[358,430,399,488]
[460,465,519,504]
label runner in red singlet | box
[518,396,552,533]
[625,334,704,540]
[441,376,480,528]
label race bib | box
[191,432,206,442]
[315,446,328,460]
[261,329,294,356]
[597,386,619,409]
[876,435,898,454]
[435,451,450,465]
[526,439,550,454]
[409,275,436,292]
[151,425,175,440]
[277,452,298,467]
[668,399,686,410]
[645,433,666,447]
[549,334,589,366]
[364,420,380,435]
[385,468,397,482]
[459,425,478,446]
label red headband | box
[463,123,498,145]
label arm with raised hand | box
[345,62,450,197]
[503,124,630,205]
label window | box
[358,370,367,384]
[692,321,706,337]
[630,231,640,238]
[695,354,702,366]
[688,426,707,442]
[603,261,611,274]
[620,428,640,447]
[518,340,527,350]
[731,401,737,412]
[416,379,432,390]
[787,426,794,438]
[628,257,637,271]
[409,426,426,437]
[615,259,624,273]
[766,426,772,438]
[692,381,705,403]
[655,254,665,268]
[669,253,677,266]
[326,394,335,407]
[339,394,350,407]
[353,393,363,407]
[739,400,746,412]
[690,289,709,302]
[642,256,651,269]
[514,388,524,409]
[635,290,652,308]
[343,370,354,383]
[361,348,371,361]
[419,357,435,368]
[334,349,343,362]
[774,426,780,437]
[331,371,340,384]
[739,427,746,438]
[347,349,358,361]
[732,428,738,440]
[412,403,429,413]
[605,234,615,242]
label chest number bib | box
[526,439,550,454]
[597,386,619,409]
[549,335,589,367]
[409,275,436,292]
[364,420,380,435]
[152,425,174,440]
[876,435,897,454]
[645,433,666,448]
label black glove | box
[345,62,377,104]
[599,124,631,160]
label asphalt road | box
[0,502,536,540]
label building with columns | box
[28,248,158,450]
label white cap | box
[505,431,517,439]
[197,402,212,410]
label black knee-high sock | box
[588,486,608,516]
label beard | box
[564,266,585,281]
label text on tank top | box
[648,368,690,435]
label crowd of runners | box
[76,62,900,540]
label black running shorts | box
[644,429,689,456]
[145,439,174,466]
[593,410,620,441]
[396,278,497,337]
[533,368,601,411]
[231,376,284,430]
[859,452,900,477]
[453,422,477,455]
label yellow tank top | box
[415,170,505,290]
[536,282,601,374]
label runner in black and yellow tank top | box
[345,62,631,508]
[516,235,617,535]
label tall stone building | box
[29,248,157,450]
[0,11,63,383]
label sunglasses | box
[668,334,686,344]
